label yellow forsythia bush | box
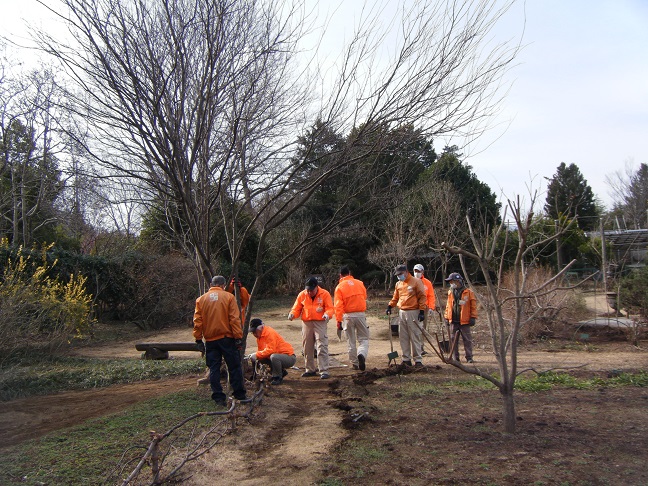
[0,239,95,358]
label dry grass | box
[498,266,590,343]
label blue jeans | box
[205,337,247,402]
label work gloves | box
[195,339,205,356]
[287,313,294,321]
[385,305,392,315]
[336,321,343,331]
[469,318,476,326]
[418,310,425,322]
[428,309,434,317]
[245,353,256,361]
[322,313,330,322]
[234,339,242,351]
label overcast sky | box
[2,0,647,212]
[467,0,648,211]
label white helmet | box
[413,264,424,272]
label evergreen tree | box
[544,162,599,231]
[419,146,501,233]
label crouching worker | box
[246,318,296,385]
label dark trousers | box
[205,337,246,402]
[448,322,473,361]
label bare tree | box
[606,160,648,230]
[441,192,576,433]
[419,179,465,281]
[368,196,430,291]
[0,62,66,245]
[33,0,520,311]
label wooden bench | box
[135,342,202,360]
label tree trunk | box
[500,387,516,433]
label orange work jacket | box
[388,274,427,311]
[228,283,250,322]
[334,275,367,322]
[421,276,436,309]
[254,325,295,360]
[291,287,334,322]
[193,285,242,342]
[444,286,478,325]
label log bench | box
[135,342,202,360]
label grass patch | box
[515,371,648,392]
[0,355,204,401]
[0,389,216,486]
[447,376,496,390]
[439,371,648,393]
[347,441,387,461]
[400,381,441,398]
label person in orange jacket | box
[246,318,296,385]
[334,266,369,371]
[443,272,477,363]
[194,275,247,407]
[386,264,427,367]
[413,263,438,354]
[197,277,251,386]
[289,276,334,379]
[227,277,250,324]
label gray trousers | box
[302,320,329,373]
[343,312,370,366]
[254,353,297,378]
[398,309,423,363]
[448,322,473,360]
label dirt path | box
[0,377,196,448]
[184,377,348,485]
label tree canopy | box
[419,146,501,233]
[544,162,599,231]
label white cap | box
[413,264,424,272]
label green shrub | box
[619,266,648,319]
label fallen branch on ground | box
[112,382,266,485]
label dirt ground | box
[1,292,647,484]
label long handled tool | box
[387,316,399,365]
[435,302,451,361]
[413,315,445,362]
[432,309,462,363]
